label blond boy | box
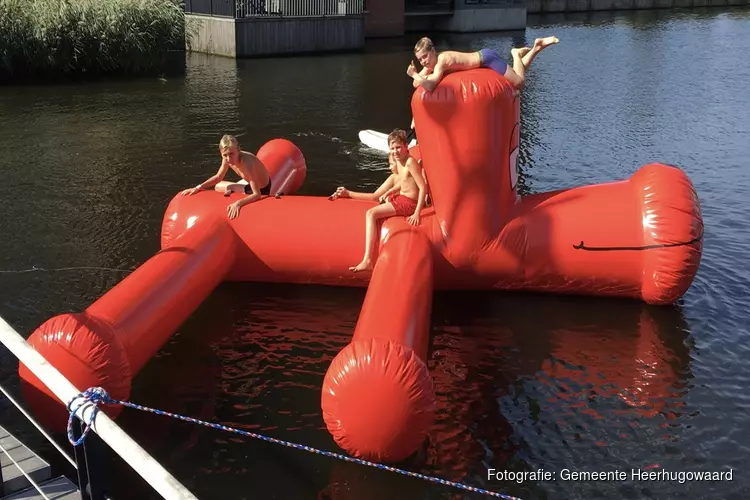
[407,35,559,92]
[180,135,271,219]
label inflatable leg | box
[256,138,307,196]
[19,214,237,433]
[321,228,436,462]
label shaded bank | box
[527,0,748,13]
[0,0,191,83]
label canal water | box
[1,6,749,500]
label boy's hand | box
[181,186,200,196]
[407,60,417,77]
[227,201,242,219]
[332,187,349,199]
[407,213,421,226]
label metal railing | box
[184,0,365,18]
[184,0,236,17]
[237,0,364,17]
[0,315,199,500]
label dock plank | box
[3,476,80,500]
[0,426,51,495]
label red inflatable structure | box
[19,68,703,464]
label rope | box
[66,387,521,500]
[0,266,134,274]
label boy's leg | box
[350,203,398,272]
[503,48,530,89]
[214,181,232,193]
[522,36,559,70]
[216,181,247,196]
[503,36,559,89]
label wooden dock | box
[1,425,78,500]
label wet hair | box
[414,37,434,53]
[219,134,239,151]
[387,128,407,146]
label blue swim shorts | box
[478,48,508,76]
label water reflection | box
[322,293,693,500]
[112,281,695,500]
[183,52,242,150]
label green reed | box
[0,0,192,80]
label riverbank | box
[0,0,189,82]
[527,0,747,13]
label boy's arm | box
[236,179,263,206]
[342,174,396,201]
[410,59,445,92]
[346,191,378,201]
[372,174,397,200]
[198,161,229,190]
[183,161,228,195]
[383,183,401,198]
[406,158,427,214]
[412,66,431,89]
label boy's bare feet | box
[515,46,532,58]
[349,259,373,273]
[534,36,559,49]
[510,47,529,65]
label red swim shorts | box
[387,193,418,216]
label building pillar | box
[365,0,405,37]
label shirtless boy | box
[336,129,427,273]
[180,135,271,220]
[407,35,560,92]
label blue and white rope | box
[66,387,521,500]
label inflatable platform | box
[19,67,703,465]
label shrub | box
[0,0,191,80]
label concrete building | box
[184,0,526,58]
[367,0,526,38]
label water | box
[1,6,749,499]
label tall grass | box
[0,0,192,80]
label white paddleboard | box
[358,129,417,153]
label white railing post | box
[0,316,199,500]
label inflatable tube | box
[20,140,306,433]
[321,228,435,462]
[160,160,701,304]
[358,129,417,153]
[20,214,236,432]
[409,69,703,303]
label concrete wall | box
[365,0,406,37]
[527,0,746,12]
[186,14,365,57]
[405,0,526,32]
[186,16,237,58]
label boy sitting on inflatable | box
[180,134,271,219]
[332,129,427,273]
